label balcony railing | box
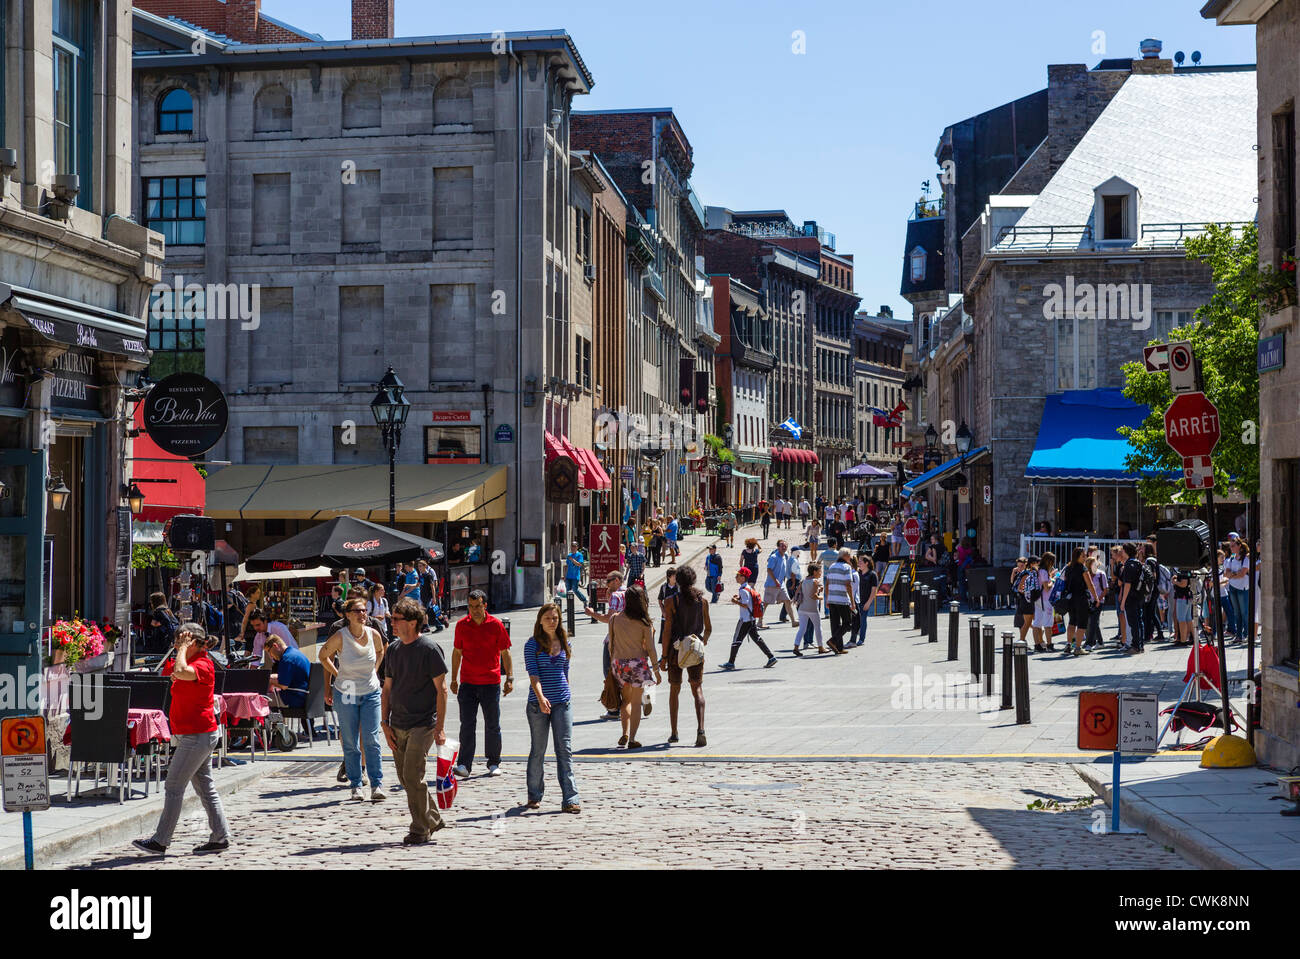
[992,221,1253,253]
[912,197,945,220]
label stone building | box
[571,109,707,518]
[957,56,1255,563]
[852,307,910,486]
[131,5,594,607]
[0,0,165,714]
[1203,0,1300,769]
[709,274,773,507]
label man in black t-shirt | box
[1118,543,1145,654]
[379,597,449,844]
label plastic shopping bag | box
[435,737,460,809]
[435,737,460,779]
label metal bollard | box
[928,590,939,643]
[912,584,923,631]
[982,623,996,697]
[968,615,981,681]
[1000,630,1014,710]
[898,576,911,617]
[1013,641,1031,724]
[947,602,960,661]
[567,591,576,635]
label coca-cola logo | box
[343,539,381,551]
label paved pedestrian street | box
[57,758,1192,870]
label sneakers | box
[604,710,620,720]
[452,764,470,778]
[192,839,229,854]
[401,832,430,845]
[486,765,500,777]
[132,838,166,856]
[350,787,365,801]
[370,786,386,801]
[336,762,348,783]
[764,657,778,668]
[720,662,736,671]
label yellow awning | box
[204,464,508,523]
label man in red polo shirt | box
[449,589,513,777]
[133,622,232,855]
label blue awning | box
[1025,389,1155,482]
[901,446,990,497]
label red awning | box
[807,450,820,466]
[576,448,611,490]
[772,449,786,464]
[557,435,589,488]
[544,431,568,465]
[130,403,206,522]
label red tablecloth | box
[216,692,270,727]
[62,708,171,748]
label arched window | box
[158,87,193,134]
[433,77,472,128]
[254,84,292,134]
[342,80,381,130]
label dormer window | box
[910,246,926,282]
[1093,176,1140,244]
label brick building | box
[571,109,708,517]
[132,7,595,607]
[134,0,325,44]
[853,307,910,487]
[709,274,773,507]
[1204,0,1300,769]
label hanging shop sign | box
[142,372,229,457]
[546,455,579,503]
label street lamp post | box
[369,367,411,529]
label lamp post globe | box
[369,367,409,530]
[955,420,972,456]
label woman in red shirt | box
[133,622,232,856]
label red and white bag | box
[434,737,460,810]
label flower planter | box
[73,650,114,674]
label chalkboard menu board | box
[114,507,131,628]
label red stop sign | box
[903,517,921,548]
[1164,392,1221,459]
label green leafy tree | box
[1118,223,1261,503]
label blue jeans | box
[457,682,502,771]
[526,700,579,806]
[855,605,870,644]
[335,685,383,788]
[1228,587,1249,638]
[564,578,589,605]
[705,575,720,602]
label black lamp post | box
[369,367,411,529]
[924,423,938,468]
[955,420,972,457]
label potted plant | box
[1260,253,1297,313]
[50,617,111,672]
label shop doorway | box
[0,447,47,718]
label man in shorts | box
[760,540,798,630]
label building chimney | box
[1139,38,1163,59]
[880,305,893,318]
[352,0,396,40]
[226,0,261,43]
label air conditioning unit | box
[583,263,597,282]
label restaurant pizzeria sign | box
[142,372,229,457]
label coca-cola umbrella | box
[243,515,444,573]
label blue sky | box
[263,0,1257,318]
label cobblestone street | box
[59,759,1193,869]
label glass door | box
[0,448,47,718]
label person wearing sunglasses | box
[319,597,388,801]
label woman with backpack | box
[607,586,661,749]
[1061,547,1100,656]
[659,566,711,747]
[1084,555,1108,649]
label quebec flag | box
[778,417,803,440]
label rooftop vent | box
[1139,38,1163,59]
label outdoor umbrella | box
[837,463,893,479]
[243,516,445,573]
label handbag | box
[600,671,621,711]
[674,633,705,669]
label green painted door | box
[0,448,47,718]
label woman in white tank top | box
[319,598,387,800]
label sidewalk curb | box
[1071,762,1261,870]
[0,761,267,870]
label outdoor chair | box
[106,676,170,792]
[278,663,334,749]
[994,567,1014,608]
[67,682,139,804]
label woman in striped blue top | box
[523,604,581,813]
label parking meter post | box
[1013,642,1031,724]
[969,616,982,682]
[981,623,995,697]
[947,602,960,661]
[927,590,939,643]
[1000,630,1014,710]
